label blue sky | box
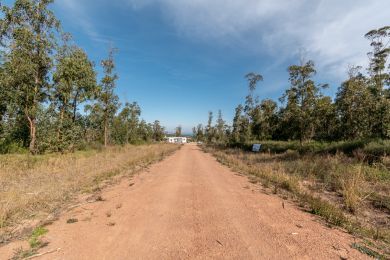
[3,0,390,133]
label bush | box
[239,139,390,159]
[0,139,27,154]
[363,140,390,157]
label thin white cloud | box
[58,0,390,81]
[126,0,390,79]
[56,0,112,44]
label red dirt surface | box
[1,144,368,259]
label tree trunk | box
[104,120,108,147]
[27,115,37,154]
[72,92,79,122]
[58,107,64,141]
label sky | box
[3,0,390,133]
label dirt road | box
[2,144,367,259]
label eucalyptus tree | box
[365,26,390,138]
[111,105,131,145]
[126,102,141,143]
[53,34,97,123]
[0,0,59,153]
[313,96,338,141]
[231,104,244,144]
[335,66,373,139]
[96,48,120,147]
[258,99,278,140]
[365,26,390,95]
[175,125,182,137]
[244,72,263,113]
[193,124,204,142]
[215,110,227,143]
[205,111,216,143]
[192,127,196,140]
[244,72,263,138]
[138,120,153,142]
[52,34,97,149]
[152,120,165,141]
[0,51,7,124]
[281,60,327,143]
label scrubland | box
[204,145,390,257]
[0,144,178,243]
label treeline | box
[0,0,165,154]
[194,26,390,147]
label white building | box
[165,137,187,144]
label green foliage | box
[175,125,182,137]
[29,226,48,249]
[197,25,390,149]
[336,66,373,139]
[302,194,347,226]
[363,140,390,157]
[0,1,168,155]
[281,60,328,143]
[152,120,165,141]
[0,0,59,154]
[0,140,26,154]
[233,139,390,158]
[193,124,205,142]
[97,48,120,147]
[53,33,97,149]
[351,243,385,259]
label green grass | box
[28,226,48,249]
[228,139,390,159]
[10,227,49,260]
[351,243,386,259]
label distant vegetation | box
[195,25,390,257]
[194,26,390,153]
[0,0,166,155]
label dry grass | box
[0,144,179,241]
[204,146,390,257]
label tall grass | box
[205,146,390,255]
[0,144,179,241]
[230,139,390,159]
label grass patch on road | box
[204,145,390,257]
[0,144,179,243]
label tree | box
[231,104,244,144]
[258,99,278,140]
[313,96,338,140]
[0,0,59,153]
[205,111,216,143]
[175,125,182,137]
[365,26,390,138]
[97,48,119,147]
[126,102,141,143]
[281,60,327,143]
[193,124,204,142]
[53,34,97,123]
[138,120,153,142]
[365,26,390,95]
[52,34,97,150]
[112,102,141,144]
[152,120,165,141]
[215,110,227,143]
[0,50,7,123]
[244,72,263,139]
[335,66,373,139]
